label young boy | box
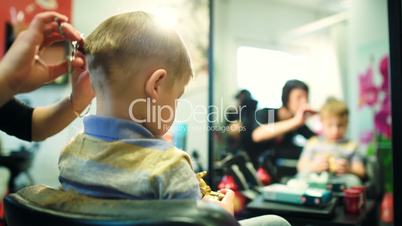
[58,11,210,200]
[297,98,365,187]
[57,12,291,226]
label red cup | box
[344,188,362,214]
[350,186,366,207]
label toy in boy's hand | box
[328,156,349,174]
[196,171,225,201]
[333,158,350,175]
[311,154,330,173]
[328,156,338,172]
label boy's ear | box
[145,69,167,99]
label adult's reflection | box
[251,80,316,179]
[225,90,258,154]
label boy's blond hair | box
[320,97,349,121]
[84,11,192,88]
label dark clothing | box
[238,99,258,153]
[0,98,33,141]
[225,99,258,155]
[246,108,315,169]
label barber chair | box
[4,185,239,226]
[259,143,303,184]
[215,152,263,201]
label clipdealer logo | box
[128,98,276,131]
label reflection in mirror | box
[211,0,393,217]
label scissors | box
[55,17,82,77]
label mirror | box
[210,0,393,209]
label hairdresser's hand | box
[334,159,350,175]
[70,52,94,114]
[0,11,85,95]
[293,104,316,127]
[203,189,235,215]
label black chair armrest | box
[5,185,240,226]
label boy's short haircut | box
[84,11,192,86]
[320,97,349,121]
